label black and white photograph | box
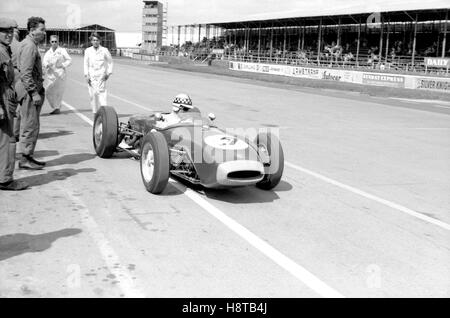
[0,0,449,303]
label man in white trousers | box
[83,32,113,114]
[43,35,72,114]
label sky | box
[0,0,448,32]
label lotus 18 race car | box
[92,94,284,194]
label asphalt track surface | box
[1,55,449,297]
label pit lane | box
[1,55,449,297]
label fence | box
[220,50,450,77]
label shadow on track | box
[46,153,97,167]
[38,130,74,140]
[33,150,60,158]
[41,108,92,117]
[169,175,293,204]
[0,228,82,262]
[17,168,96,187]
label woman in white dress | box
[43,35,72,114]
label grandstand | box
[170,4,449,75]
[17,24,117,54]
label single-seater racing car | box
[92,93,284,194]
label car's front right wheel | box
[254,132,284,190]
[140,131,170,194]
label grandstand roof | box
[18,24,115,32]
[200,1,449,28]
[76,24,114,31]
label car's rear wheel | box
[140,131,170,194]
[93,106,118,158]
[254,132,284,190]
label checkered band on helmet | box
[172,93,193,108]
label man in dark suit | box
[0,17,28,190]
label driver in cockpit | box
[171,93,200,114]
[154,93,198,128]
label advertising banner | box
[424,57,450,68]
[415,77,450,92]
[362,73,405,88]
[229,61,449,93]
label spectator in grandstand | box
[324,42,333,63]
[406,43,417,56]
[342,51,354,66]
[390,47,396,60]
[389,47,398,69]
[424,42,437,56]
[43,35,72,115]
[367,46,379,68]
[394,41,403,55]
[331,42,343,65]
[367,54,377,68]
[84,32,113,114]
[296,50,308,64]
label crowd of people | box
[0,16,113,191]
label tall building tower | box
[162,1,168,46]
[142,0,163,52]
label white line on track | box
[169,181,344,298]
[64,191,145,298]
[285,162,450,231]
[61,99,345,298]
[68,79,154,112]
[67,83,450,233]
[62,101,93,126]
[390,98,450,109]
[109,92,153,111]
[37,137,145,298]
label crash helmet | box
[172,93,193,109]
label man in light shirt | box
[43,35,72,114]
[83,32,113,114]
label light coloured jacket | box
[43,46,72,81]
[84,45,113,79]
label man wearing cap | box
[0,17,28,190]
[15,16,46,170]
[84,32,113,114]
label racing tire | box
[254,132,284,190]
[140,131,170,194]
[93,106,118,158]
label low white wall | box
[228,61,450,93]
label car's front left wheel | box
[93,106,118,158]
[140,131,170,194]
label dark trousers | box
[0,107,15,183]
[18,93,44,156]
[13,106,20,142]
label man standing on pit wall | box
[15,16,47,170]
[0,17,28,191]
[84,32,113,114]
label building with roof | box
[142,1,168,52]
[170,2,449,72]
[18,24,117,53]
